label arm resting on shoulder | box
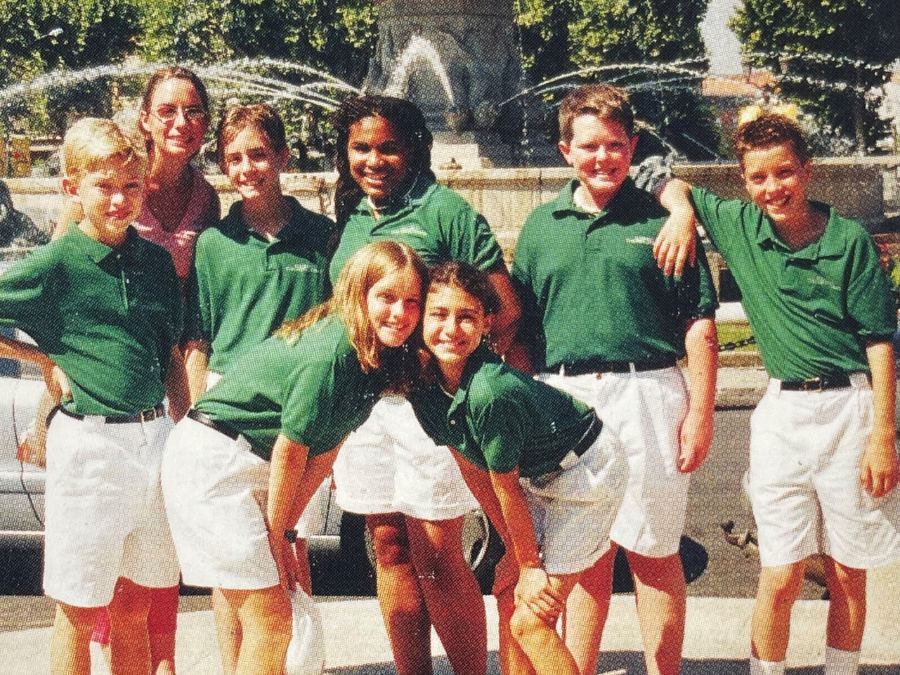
[862,341,899,498]
[678,318,718,473]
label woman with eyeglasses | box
[48,66,220,675]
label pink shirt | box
[133,167,220,280]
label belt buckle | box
[139,406,161,423]
[802,377,823,392]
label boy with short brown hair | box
[656,112,900,675]
[0,117,187,675]
[512,83,719,675]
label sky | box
[701,0,744,75]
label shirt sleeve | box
[0,247,53,339]
[183,243,211,342]
[689,186,747,257]
[847,233,897,341]
[511,218,548,366]
[675,234,719,320]
[472,395,525,475]
[279,351,340,455]
[442,201,506,271]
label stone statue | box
[365,0,523,133]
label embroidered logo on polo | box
[626,236,656,246]
[808,275,841,292]
[388,225,428,239]
[283,263,324,274]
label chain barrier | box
[719,335,756,352]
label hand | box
[677,407,713,473]
[860,431,900,498]
[514,566,563,624]
[653,209,698,277]
[268,530,300,592]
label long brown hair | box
[332,95,435,226]
[274,240,427,372]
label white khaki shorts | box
[333,396,477,520]
[540,367,690,557]
[161,417,278,590]
[523,425,628,575]
[750,377,900,569]
[43,410,180,607]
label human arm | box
[487,268,521,356]
[165,346,190,422]
[653,178,699,277]
[861,341,899,498]
[678,318,718,473]
[266,434,311,591]
[0,335,62,397]
[489,469,564,623]
[184,340,210,403]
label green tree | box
[731,0,900,154]
[516,0,720,159]
[0,0,143,135]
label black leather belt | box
[779,373,858,392]
[187,409,242,440]
[551,356,677,377]
[568,414,603,463]
[58,403,166,424]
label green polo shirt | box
[196,315,384,461]
[186,197,334,373]
[408,348,597,477]
[512,179,718,370]
[329,175,505,281]
[689,187,895,380]
[0,226,181,416]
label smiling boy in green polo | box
[511,83,719,675]
[655,112,900,675]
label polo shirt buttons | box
[450,419,456,425]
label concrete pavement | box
[1,563,896,675]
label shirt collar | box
[355,174,437,219]
[445,345,501,419]
[550,177,640,221]
[223,196,308,245]
[754,201,846,260]
[67,224,138,263]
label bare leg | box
[751,562,805,661]
[218,586,293,675]
[821,557,867,652]
[294,538,313,596]
[50,603,99,675]
[368,512,433,675]
[495,584,536,675]
[406,516,487,675]
[510,573,582,675]
[107,578,153,675]
[212,588,240,675]
[628,551,686,675]
[563,546,616,675]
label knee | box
[509,603,547,642]
[370,522,412,567]
[823,559,866,601]
[758,566,804,609]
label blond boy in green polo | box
[0,117,187,675]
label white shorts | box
[540,367,690,557]
[750,377,900,569]
[161,417,278,590]
[332,396,477,520]
[43,410,180,607]
[523,425,628,575]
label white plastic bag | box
[284,588,326,675]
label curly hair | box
[332,95,435,225]
[733,112,810,168]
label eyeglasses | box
[151,105,207,124]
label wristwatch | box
[283,529,298,544]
